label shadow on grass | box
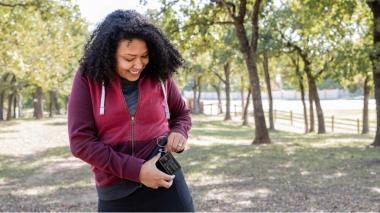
[0,129,19,134]
[0,146,96,211]
[0,120,19,128]
[178,143,380,211]
[44,121,68,126]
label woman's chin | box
[121,72,140,81]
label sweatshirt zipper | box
[131,116,135,156]
[119,77,142,157]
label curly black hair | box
[79,10,183,85]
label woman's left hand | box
[166,132,187,153]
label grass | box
[0,114,379,211]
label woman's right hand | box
[139,153,175,189]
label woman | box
[67,10,194,212]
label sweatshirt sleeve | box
[67,71,144,183]
[166,78,192,138]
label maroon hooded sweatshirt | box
[67,71,191,187]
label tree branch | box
[212,70,227,84]
[238,0,247,22]
[219,0,237,21]
[250,0,262,52]
[316,56,334,78]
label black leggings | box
[97,169,194,212]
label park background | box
[0,0,380,211]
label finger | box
[170,135,178,152]
[172,134,181,151]
[161,172,175,181]
[161,179,174,189]
[150,153,161,163]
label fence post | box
[234,104,237,116]
[331,115,334,133]
[357,119,360,134]
[290,111,293,126]
[210,104,213,115]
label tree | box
[366,0,380,146]
[0,0,87,119]
[273,0,358,134]
[211,0,270,144]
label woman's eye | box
[124,58,133,62]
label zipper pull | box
[131,116,135,156]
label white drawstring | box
[100,81,105,115]
[99,79,168,118]
[159,78,170,120]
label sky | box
[75,0,160,28]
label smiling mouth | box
[130,69,141,74]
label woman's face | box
[115,39,149,81]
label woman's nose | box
[134,58,143,69]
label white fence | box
[184,89,364,100]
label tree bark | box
[263,52,274,130]
[49,91,53,118]
[224,62,232,120]
[6,92,14,121]
[192,78,200,114]
[34,87,44,119]
[240,76,245,118]
[48,90,60,117]
[242,88,251,126]
[303,57,325,133]
[231,0,270,144]
[362,76,370,134]
[367,0,380,146]
[308,85,315,132]
[13,93,17,118]
[53,91,61,115]
[290,55,308,133]
[300,79,308,134]
[0,90,5,120]
[211,83,223,114]
[197,77,202,113]
[18,95,23,118]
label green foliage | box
[0,0,88,98]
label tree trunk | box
[367,0,380,146]
[263,52,274,130]
[6,92,14,121]
[299,75,308,134]
[224,62,232,121]
[308,85,315,132]
[64,96,69,114]
[192,78,200,114]
[211,84,223,114]
[197,77,202,114]
[34,87,43,119]
[362,76,370,134]
[311,79,326,134]
[48,90,60,117]
[0,90,5,120]
[242,88,251,126]
[240,76,245,118]
[232,0,270,144]
[305,61,325,133]
[49,91,53,118]
[13,93,17,118]
[291,55,308,133]
[18,95,23,118]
